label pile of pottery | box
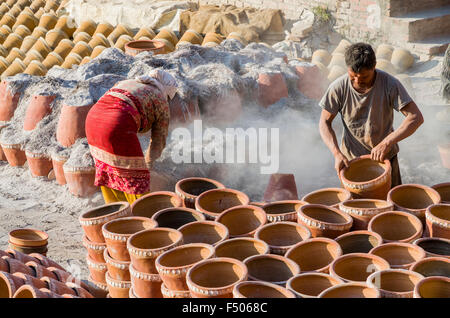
[77,170,450,298]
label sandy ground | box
[0,54,448,282]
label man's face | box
[348,67,376,91]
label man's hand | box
[334,152,349,174]
[371,140,392,162]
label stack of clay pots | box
[8,228,48,255]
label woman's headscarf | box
[136,69,178,100]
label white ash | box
[64,138,94,168]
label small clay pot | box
[56,103,92,147]
[410,257,450,278]
[86,254,107,284]
[151,207,205,229]
[412,237,450,258]
[22,49,43,66]
[4,249,37,264]
[155,243,215,291]
[257,73,289,108]
[201,32,223,46]
[335,230,383,254]
[80,56,91,65]
[2,58,26,78]
[160,283,191,298]
[38,12,57,30]
[8,242,47,255]
[5,48,25,67]
[175,177,225,209]
[90,45,106,59]
[413,276,450,298]
[262,200,306,223]
[13,285,60,298]
[124,40,165,57]
[366,269,423,298]
[318,282,381,298]
[20,35,38,52]
[131,191,183,219]
[216,205,267,238]
[40,276,77,296]
[376,44,394,60]
[369,242,426,269]
[330,253,390,283]
[12,272,47,290]
[391,48,414,72]
[133,27,156,41]
[127,227,183,274]
[45,29,68,49]
[244,254,299,286]
[42,51,63,69]
[25,151,52,177]
[30,26,46,39]
[94,22,114,37]
[195,188,250,220]
[79,202,131,243]
[286,273,343,298]
[129,264,163,298]
[102,216,158,261]
[4,257,34,276]
[9,228,48,247]
[214,237,269,261]
[178,220,229,246]
[368,211,423,243]
[51,153,68,185]
[29,37,51,57]
[75,19,97,36]
[302,187,352,208]
[54,15,76,38]
[114,34,133,51]
[0,13,16,29]
[297,204,353,239]
[24,59,47,76]
[1,143,26,166]
[53,39,74,59]
[88,33,109,48]
[88,275,108,294]
[0,271,27,298]
[432,182,450,204]
[154,28,178,46]
[339,199,394,230]
[63,166,98,197]
[104,249,130,281]
[73,31,92,44]
[285,237,343,273]
[107,24,134,44]
[177,29,202,45]
[61,52,82,68]
[12,12,38,32]
[82,235,106,263]
[13,25,31,39]
[105,271,131,298]
[70,40,92,58]
[27,254,65,272]
[426,204,450,239]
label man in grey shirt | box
[318,42,424,187]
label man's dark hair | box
[344,43,377,73]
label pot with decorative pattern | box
[129,263,163,298]
[195,188,250,220]
[366,269,424,298]
[86,254,107,284]
[178,221,228,246]
[261,200,307,223]
[151,207,205,229]
[105,271,131,298]
[244,254,299,286]
[214,237,269,261]
[432,183,450,204]
[216,205,267,238]
[329,253,390,283]
[318,282,381,298]
[335,230,383,254]
[409,257,450,277]
[338,199,394,230]
[233,281,296,298]
[82,235,106,263]
[104,249,130,281]
[412,237,450,258]
[368,211,423,243]
[425,204,450,239]
[161,283,191,298]
[369,242,426,269]
[302,188,352,208]
[131,191,183,219]
[286,273,343,298]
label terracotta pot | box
[102,216,158,262]
[414,276,450,298]
[38,12,57,30]
[94,22,114,38]
[129,264,163,298]
[201,89,242,124]
[51,154,68,185]
[63,166,98,197]
[366,269,423,298]
[8,242,47,255]
[297,204,353,239]
[426,204,450,239]
[413,237,450,258]
[30,0,45,12]
[129,287,138,298]
[14,25,31,39]
[151,207,205,229]
[2,58,26,78]
[45,29,68,49]
[285,237,343,273]
[5,47,25,64]
[40,276,77,296]
[410,257,450,278]
[42,51,63,70]
[13,285,60,298]
[127,227,183,274]
[133,27,156,41]
[368,211,423,243]
[391,48,414,72]
[88,33,109,48]
[80,56,91,65]
[175,177,225,209]
[105,271,130,298]
[54,15,76,38]
[0,80,21,122]
[53,39,74,59]
[0,145,7,162]
[438,143,450,169]
[261,200,306,223]
[244,254,299,286]
[294,62,328,100]
[0,271,28,298]
[201,32,223,46]
[168,94,201,128]
[124,40,165,57]
[286,273,343,298]
[13,12,38,31]
[161,283,191,298]
[339,199,394,230]
[12,272,47,288]
[87,275,108,294]
[330,253,390,283]
[335,230,383,254]
[216,205,267,238]
[0,13,16,29]
[24,60,47,76]
[154,28,178,46]
[131,191,182,219]
[79,202,131,243]
[73,31,92,44]
[263,174,299,202]
[20,35,37,52]
[369,242,426,269]
[70,40,92,58]
[23,94,54,131]
[56,103,92,147]
[104,249,130,281]
[302,187,352,208]
[155,243,215,291]
[0,257,8,272]
[195,188,250,220]
[75,19,97,36]
[178,220,228,246]
[45,267,89,291]
[4,257,33,275]
[4,249,37,264]
[0,3,10,17]
[214,237,269,261]
[257,72,289,108]
[82,234,106,263]
[22,49,43,66]
[25,151,52,177]
[9,228,48,247]
[232,280,295,298]
[30,37,51,57]
[387,184,441,224]
[0,57,9,74]
[432,183,450,204]
[114,34,133,51]
[86,254,107,284]
[319,282,381,298]
[61,52,82,68]
[30,26,46,39]
[25,260,58,280]
[90,45,106,59]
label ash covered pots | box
[195,188,250,220]
[131,191,183,219]
[175,177,225,209]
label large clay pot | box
[105,271,130,298]
[414,276,450,298]
[160,283,191,298]
[330,253,390,283]
[82,234,106,263]
[56,104,92,147]
[244,254,299,286]
[104,249,130,281]
[214,237,269,261]
[102,216,158,261]
[412,237,450,258]
[94,22,114,38]
[63,166,98,197]
[0,80,21,121]
[410,257,450,278]
[318,282,381,298]
[302,187,352,208]
[86,255,107,283]
[263,173,299,202]
[124,40,165,57]
[53,39,74,59]
[293,62,327,100]
[438,143,450,169]
[432,182,450,204]
[335,230,383,254]
[51,153,68,185]
[257,72,289,108]
[261,200,306,223]
[339,199,394,230]
[233,281,295,298]
[155,243,215,291]
[23,94,54,131]
[426,204,450,239]
[297,204,353,239]
[369,242,426,269]
[131,191,183,218]
[127,227,183,274]
[286,273,343,298]
[25,151,52,177]
[285,237,343,273]
[178,220,229,246]
[1,143,27,166]
[387,184,441,224]
[366,269,423,298]
[216,205,267,238]
[368,211,423,243]
[339,155,392,200]
[255,221,311,255]
[129,264,163,298]
[175,177,225,209]
[79,202,131,243]
[195,188,250,220]
[151,207,205,229]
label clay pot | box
[286,273,343,298]
[30,26,46,39]
[175,178,224,209]
[0,271,28,298]
[214,237,269,261]
[187,257,247,298]
[19,35,36,52]
[38,12,57,30]
[5,249,36,264]
[0,25,12,38]
[107,24,133,43]
[338,199,394,230]
[1,143,26,166]
[311,49,331,66]
[114,34,133,51]
[426,204,450,239]
[368,211,423,243]
[257,72,289,108]
[50,153,68,185]
[131,191,183,218]
[0,80,21,122]
[154,28,178,47]
[53,39,74,59]
[0,257,7,272]
[319,282,381,298]
[90,45,106,59]
[40,276,77,296]
[42,51,63,69]
[369,242,426,269]
[0,13,16,29]
[87,32,109,48]
[2,33,23,51]
[54,15,76,38]
[105,271,130,298]
[61,52,82,69]
[195,188,250,220]
[133,27,156,41]
[127,227,183,274]
[87,276,108,294]
[82,235,106,263]
[30,37,50,57]
[104,249,130,281]
[102,216,158,262]
[13,285,60,298]
[9,228,48,247]
[86,254,107,284]
[22,49,43,66]
[160,283,191,298]
[13,25,31,39]
[177,29,203,47]
[5,48,25,65]
[23,94,54,131]
[2,58,26,78]
[45,29,68,50]
[151,207,206,229]
[414,276,450,298]
[216,205,267,238]
[0,3,9,16]
[438,143,450,169]
[376,59,397,75]
[25,261,58,279]
[0,56,9,71]
[178,220,229,246]
[261,200,306,223]
[75,19,97,36]
[8,241,47,255]
[24,59,47,76]
[94,22,114,38]
[70,40,92,58]
[79,202,131,243]
[432,183,450,204]
[155,243,215,291]
[366,269,423,298]
[128,263,163,298]
[4,257,33,275]
[80,56,90,66]
[335,230,383,254]
[376,44,394,60]
[297,204,353,239]
[13,12,38,31]
[73,31,91,44]
[413,237,450,258]
[201,88,242,123]
[56,103,92,147]
[391,48,414,72]
[410,257,450,278]
[244,254,299,286]
[201,32,223,46]
[285,237,343,273]
[263,173,299,202]
[63,166,98,197]
[124,40,165,57]
[302,187,352,208]
[330,253,390,283]
[168,94,201,128]
[30,0,45,12]
[25,152,52,177]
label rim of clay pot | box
[9,228,48,247]
[178,220,229,246]
[318,282,381,298]
[244,254,300,285]
[155,243,215,273]
[298,204,354,228]
[131,191,183,218]
[426,204,450,227]
[233,280,296,298]
[105,271,131,289]
[413,276,450,298]
[82,234,106,251]
[127,227,183,258]
[150,207,206,229]
[338,199,394,216]
[214,237,270,261]
[339,155,391,187]
[366,269,424,297]
[261,200,307,222]
[102,216,158,241]
[254,221,311,253]
[104,249,130,269]
[216,205,267,237]
[286,273,344,298]
[368,210,423,243]
[409,257,450,277]
[412,237,450,258]
[186,257,248,296]
[0,271,22,298]
[387,184,442,212]
[369,242,426,268]
[79,202,131,226]
[301,187,352,207]
[329,252,391,283]
[431,182,450,203]
[195,188,250,218]
[285,237,343,273]
[175,177,225,201]
[335,230,383,254]
[125,39,165,51]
